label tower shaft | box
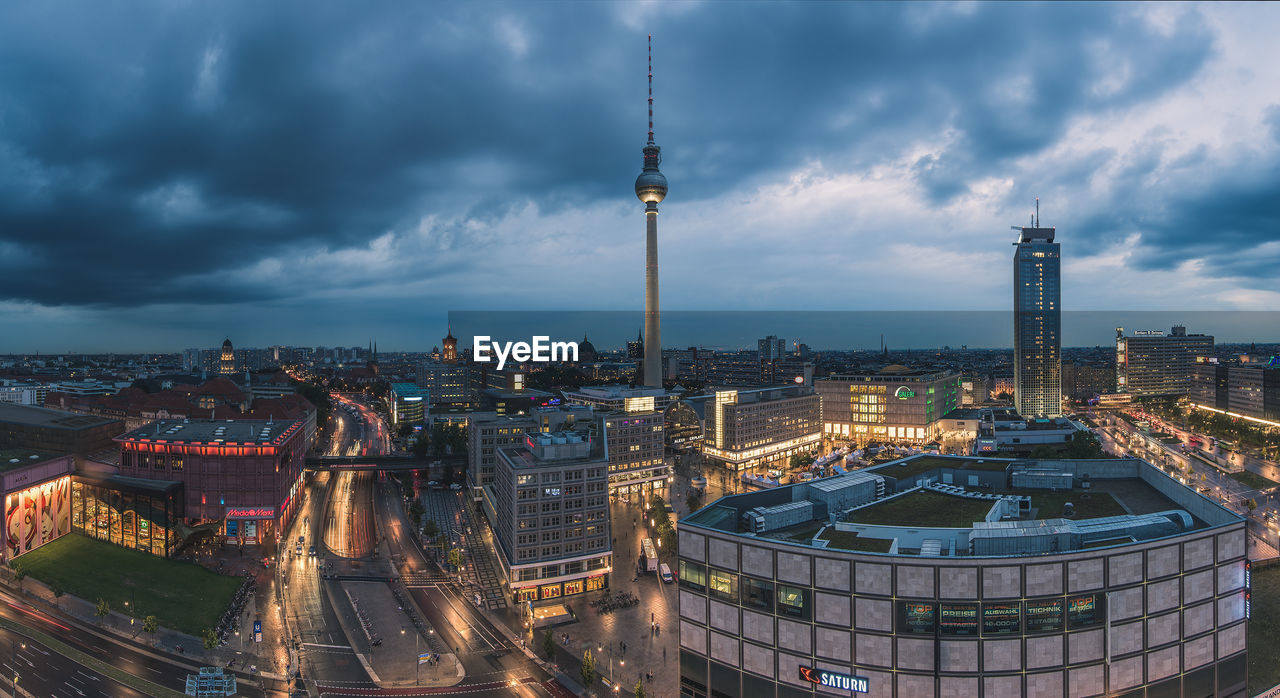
[644,204,661,387]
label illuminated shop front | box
[224,506,278,545]
[70,474,184,558]
[512,573,608,604]
[4,475,72,561]
[0,450,76,563]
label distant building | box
[1013,218,1061,417]
[1116,326,1213,397]
[701,385,821,470]
[757,336,786,362]
[488,429,611,604]
[626,329,644,360]
[564,385,672,413]
[1226,364,1280,424]
[466,406,594,493]
[416,361,477,410]
[0,403,124,456]
[1061,361,1117,401]
[389,383,429,426]
[219,338,236,376]
[1189,362,1231,411]
[442,327,458,364]
[815,368,962,444]
[602,409,667,498]
[973,408,1084,455]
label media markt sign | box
[798,665,869,693]
[894,386,916,399]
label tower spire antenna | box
[647,34,654,145]
[1035,196,1040,228]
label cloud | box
[0,2,1276,350]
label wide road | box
[0,590,266,697]
[350,481,568,698]
[324,471,377,559]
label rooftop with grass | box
[683,454,1244,557]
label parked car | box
[449,483,462,491]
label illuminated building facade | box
[389,382,429,426]
[489,430,611,604]
[70,473,184,558]
[815,369,961,444]
[678,455,1248,698]
[602,409,666,496]
[114,419,307,546]
[700,385,821,471]
[1013,217,1061,417]
[1115,326,1213,397]
[0,449,74,562]
[467,406,594,493]
[219,338,236,376]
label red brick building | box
[114,419,307,546]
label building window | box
[678,560,706,592]
[777,585,810,620]
[740,577,773,611]
[707,569,736,601]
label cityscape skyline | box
[2,4,1280,352]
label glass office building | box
[1013,224,1061,418]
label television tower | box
[634,34,668,388]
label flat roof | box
[0,448,63,472]
[0,402,121,430]
[117,419,301,445]
[683,454,1243,557]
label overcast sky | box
[1,2,1278,352]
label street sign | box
[253,620,262,643]
[418,652,430,665]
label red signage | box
[226,507,275,520]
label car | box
[295,544,303,555]
[427,480,439,488]
[449,483,462,491]
[308,545,317,557]
[297,535,305,545]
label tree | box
[10,561,25,592]
[635,679,647,698]
[1028,445,1058,460]
[50,583,64,609]
[94,598,111,626]
[422,519,439,539]
[1065,432,1105,459]
[1248,498,1259,512]
[685,491,704,513]
[143,615,159,643]
[202,627,219,651]
[580,648,596,688]
[542,629,556,661]
[447,547,465,572]
[408,499,425,528]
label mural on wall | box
[5,476,71,559]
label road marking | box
[304,642,353,650]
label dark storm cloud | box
[0,1,1231,311]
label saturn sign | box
[798,665,870,693]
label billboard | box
[5,476,71,559]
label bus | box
[641,537,658,573]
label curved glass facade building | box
[677,455,1248,698]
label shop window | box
[563,580,584,595]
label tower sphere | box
[635,169,668,204]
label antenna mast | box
[1035,197,1040,227]
[647,34,654,144]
